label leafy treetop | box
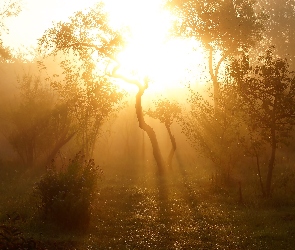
[168,0,267,54]
[146,98,181,127]
[38,2,123,62]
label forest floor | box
[1,163,295,249]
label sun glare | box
[103,0,207,94]
[3,0,207,94]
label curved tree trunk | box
[165,123,176,168]
[112,65,165,174]
[135,85,165,174]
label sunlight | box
[1,0,98,55]
[103,0,207,94]
[3,0,208,93]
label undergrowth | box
[34,152,102,231]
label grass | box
[0,162,295,249]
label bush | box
[35,152,102,230]
[0,225,38,250]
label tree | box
[0,0,22,61]
[39,3,166,173]
[46,57,124,158]
[146,98,181,167]
[38,3,125,159]
[114,75,165,173]
[230,47,295,197]
[5,73,76,167]
[180,83,245,183]
[257,0,295,68]
[168,0,266,112]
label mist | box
[1,0,295,249]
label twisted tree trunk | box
[165,123,176,168]
[112,65,165,174]
[135,83,165,173]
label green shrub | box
[35,152,102,230]
[0,225,38,250]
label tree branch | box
[110,62,144,89]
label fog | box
[1,0,295,249]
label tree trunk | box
[43,131,76,167]
[266,126,276,197]
[209,48,220,113]
[265,94,278,197]
[142,130,145,167]
[165,123,176,168]
[208,47,227,114]
[213,79,220,114]
[135,85,165,174]
[254,149,265,197]
[112,65,166,174]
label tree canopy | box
[168,0,267,111]
[38,3,125,158]
[230,47,295,196]
[0,0,22,60]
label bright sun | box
[103,0,207,94]
[2,0,207,95]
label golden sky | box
[1,0,209,94]
[2,0,98,51]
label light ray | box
[103,0,207,94]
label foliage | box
[35,152,102,230]
[0,225,37,250]
[169,0,267,53]
[38,2,169,170]
[5,73,76,167]
[1,160,295,249]
[257,0,295,67]
[230,47,295,196]
[0,223,38,250]
[146,98,181,128]
[0,212,38,250]
[232,48,295,142]
[47,59,125,158]
[168,0,267,111]
[38,3,125,158]
[0,0,22,61]
[38,2,123,60]
[7,73,54,166]
[0,0,21,24]
[180,84,245,182]
[146,98,181,166]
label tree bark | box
[135,84,165,174]
[165,123,176,168]
[111,64,165,174]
